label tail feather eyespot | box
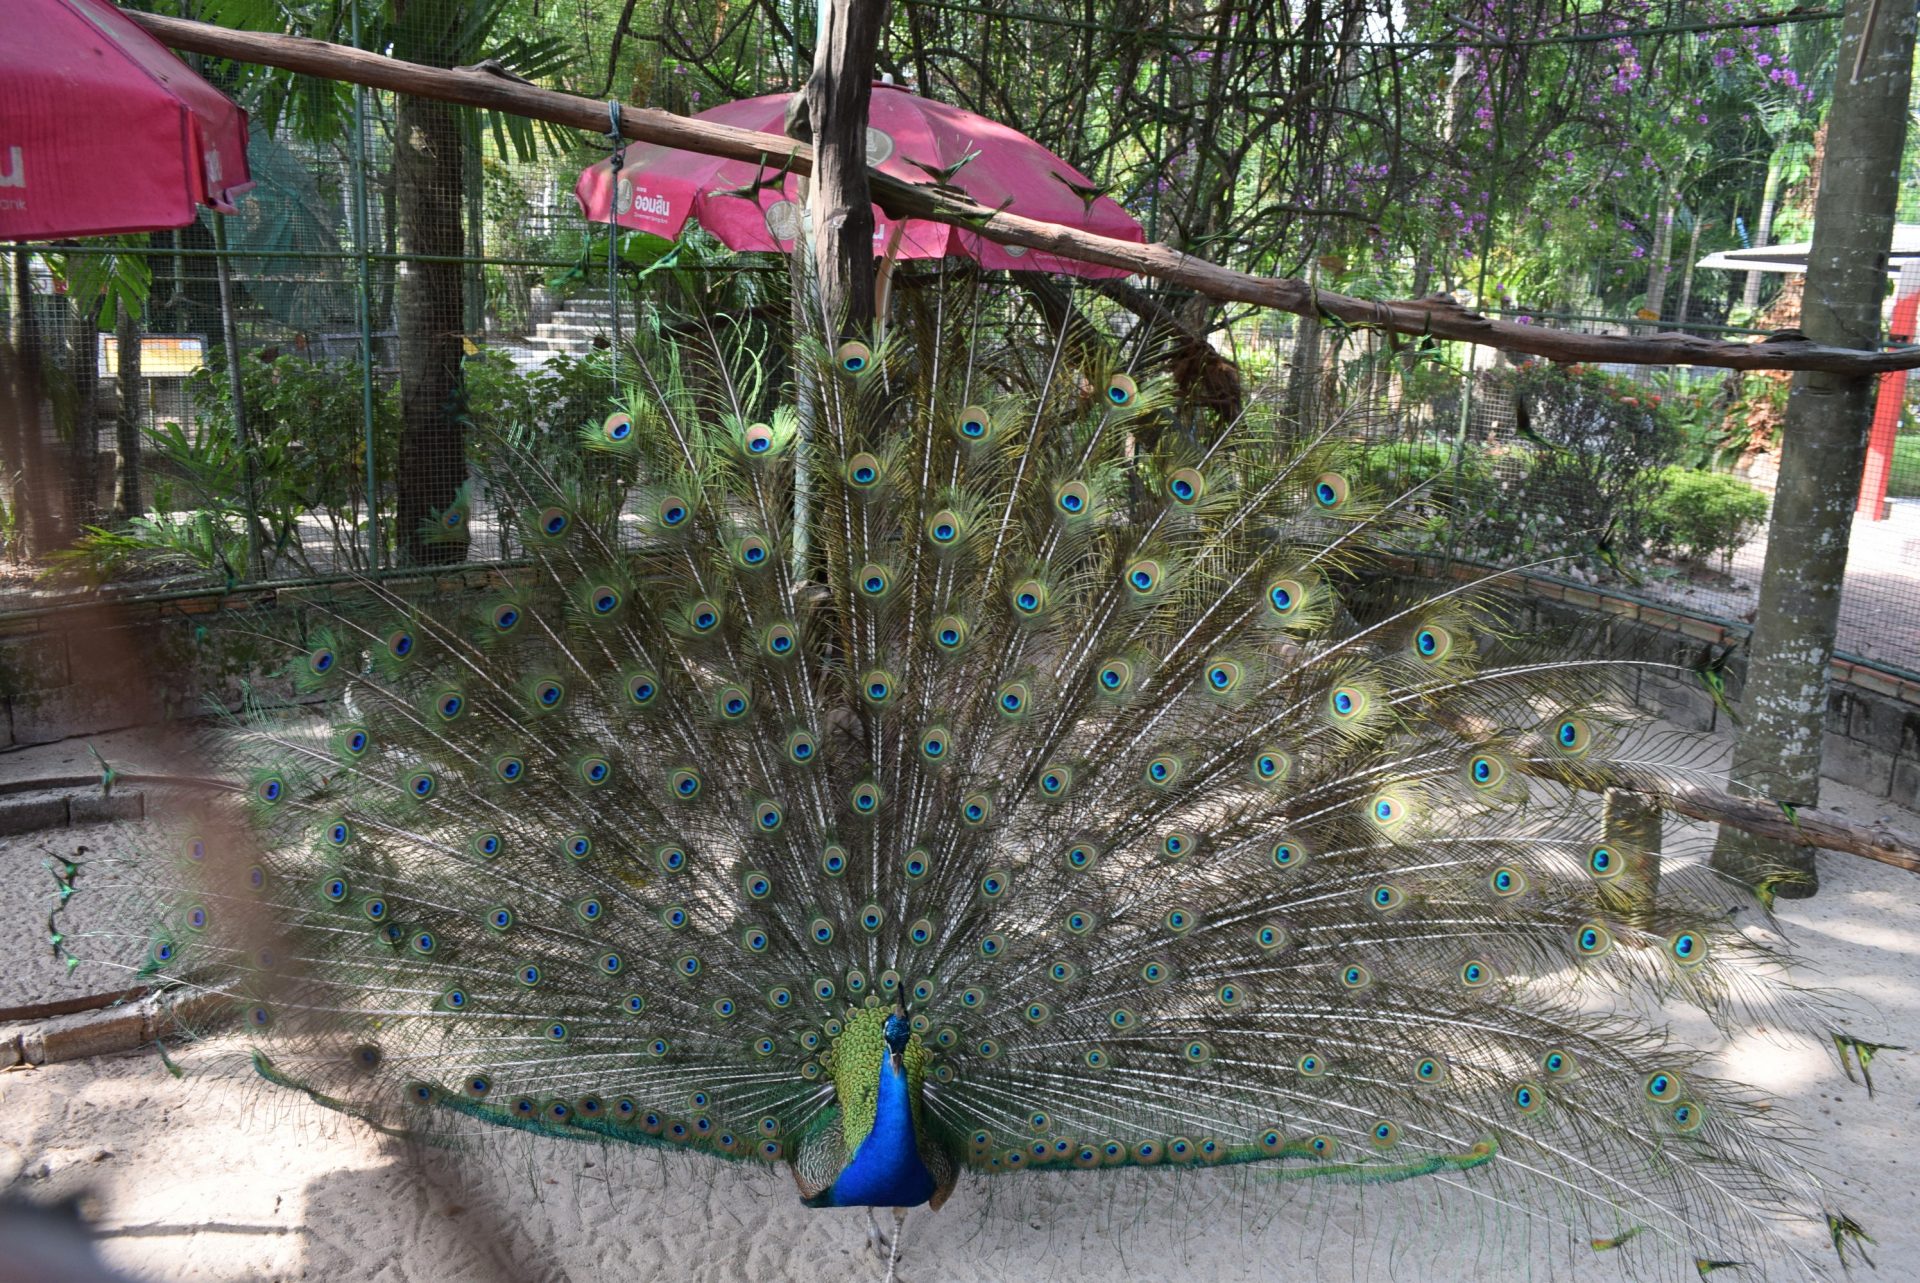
[835,340,872,374]
[954,405,993,442]
[1312,472,1352,510]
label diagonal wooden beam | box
[121,6,1920,374]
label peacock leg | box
[881,1208,909,1283]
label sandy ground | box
[2,731,1917,1282]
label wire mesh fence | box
[1298,312,1920,673]
[2,46,1917,682]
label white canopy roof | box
[1695,224,1920,275]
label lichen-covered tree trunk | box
[1713,0,1916,896]
[392,88,466,566]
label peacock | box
[57,288,1862,1279]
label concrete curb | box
[0,987,231,1068]
[0,789,144,836]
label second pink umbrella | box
[574,84,1140,279]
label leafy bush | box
[1649,368,1748,470]
[53,351,402,587]
[1352,438,1468,495]
[1889,433,1920,499]
[1491,361,1683,573]
[176,352,402,571]
[1645,468,1769,565]
[464,349,615,452]
[48,512,250,589]
[1348,437,1521,555]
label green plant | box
[49,512,248,589]
[1650,369,1747,470]
[465,349,616,453]
[1493,361,1683,576]
[1889,433,1920,499]
[47,350,403,589]
[177,353,403,573]
[1351,437,1497,504]
[1645,468,1770,565]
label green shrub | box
[1645,468,1769,565]
[1348,437,1512,554]
[1889,433,1920,499]
[465,349,617,440]
[1352,438,1478,496]
[56,351,403,586]
[1489,362,1683,575]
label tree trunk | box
[1713,0,1916,897]
[393,89,467,565]
[1601,788,1662,925]
[1741,148,1786,314]
[54,297,100,543]
[212,214,265,577]
[797,0,884,336]
[1642,184,1675,327]
[114,299,144,519]
[1674,211,1703,328]
[2,249,56,559]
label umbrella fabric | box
[0,0,253,240]
[575,86,1140,279]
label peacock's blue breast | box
[823,1057,938,1209]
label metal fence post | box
[350,0,381,569]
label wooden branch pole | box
[1428,710,1920,875]
[120,8,1920,375]
[1653,784,1920,876]
[799,0,886,334]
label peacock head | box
[883,1010,912,1056]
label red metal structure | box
[1858,261,1920,520]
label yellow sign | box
[97,335,207,378]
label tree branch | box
[1433,710,1920,876]
[119,7,1920,375]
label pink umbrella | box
[575,84,1140,279]
[0,0,253,240]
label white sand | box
[2,763,1916,1282]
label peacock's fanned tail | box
[66,297,1834,1275]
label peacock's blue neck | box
[825,1052,938,1208]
